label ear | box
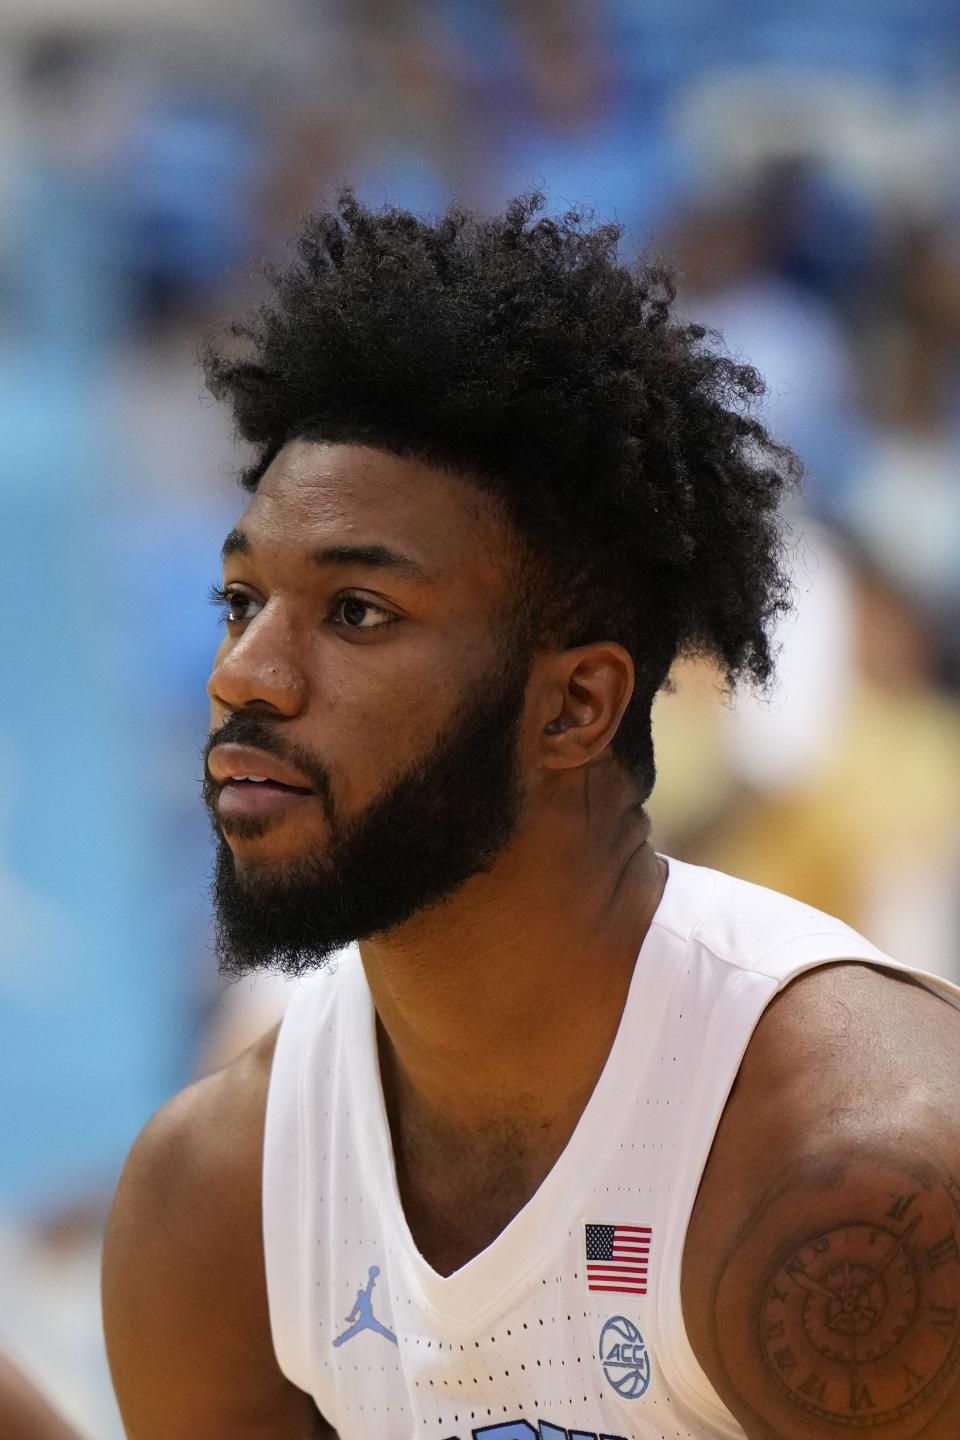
[532,642,635,772]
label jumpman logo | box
[332,1265,398,1348]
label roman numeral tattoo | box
[927,1231,960,1272]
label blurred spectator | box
[844,218,960,684]
[650,530,960,980]
[667,165,867,507]
[4,28,134,349]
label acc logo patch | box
[598,1314,652,1399]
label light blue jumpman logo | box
[332,1265,398,1347]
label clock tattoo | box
[760,1176,960,1427]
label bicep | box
[694,1133,960,1439]
[102,1081,326,1440]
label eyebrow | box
[219,528,435,583]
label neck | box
[359,781,666,1141]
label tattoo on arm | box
[713,1150,960,1437]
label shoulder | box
[103,1024,324,1438]
[740,960,960,1126]
[682,960,960,1439]
[109,1019,280,1249]
[690,861,883,974]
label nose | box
[207,603,308,717]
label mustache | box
[201,714,336,824]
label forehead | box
[237,440,516,585]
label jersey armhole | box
[653,939,960,1431]
[653,963,774,1437]
[261,979,319,1392]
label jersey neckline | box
[347,855,709,1326]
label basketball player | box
[102,194,960,1439]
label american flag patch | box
[585,1222,652,1295]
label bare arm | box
[0,1352,85,1440]
[684,962,960,1439]
[705,1135,960,1438]
[102,1032,332,1439]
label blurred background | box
[1,1,959,1434]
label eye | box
[332,594,397,631]
[206,584,396,633]
[206,583,260,626]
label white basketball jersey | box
[262,857,960,1440]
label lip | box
[208,743,315,792]
[216,780,317,820]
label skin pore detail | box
[203,444,532,977]
[712,1144,960,1438]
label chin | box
[223,830,334,881]
[220,813,326,852]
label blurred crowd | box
[1,2,959,1434]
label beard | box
[201,655,530,978]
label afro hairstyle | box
[203,191,799,802]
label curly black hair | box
[204,191,798,801]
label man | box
[102,193,960,1440]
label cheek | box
[317,663,460,813]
